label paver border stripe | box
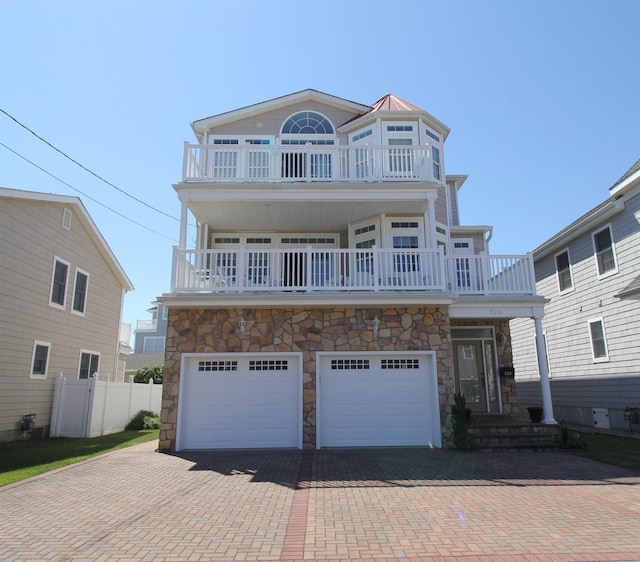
[281,450,313,560]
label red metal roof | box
[370,94,425,113]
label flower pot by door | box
[527,406,544,423]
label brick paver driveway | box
[2,442,640,562]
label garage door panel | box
[319,354,438,448]
[179,355,300,450]
[378,401,426,414]
[326,402,373,418]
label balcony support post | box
[425,192,438,249]
[372,246,380,292]
[306,246,313,291]
[237,246,246,293]
[533,311,557,425]
[179,200,189,250]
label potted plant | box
[526,405,544,423]
[451,392,473,449]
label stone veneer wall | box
[159,306,455,451]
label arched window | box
[280,111,336,179]
[281,111,334,135]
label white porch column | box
[533,313,557,424]
[425,192,437,249]
[179,200,189,250]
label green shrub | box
[126,410,160,431]
[133,365,164,384]
[451,392,474,450]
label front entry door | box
[454,341,487,412]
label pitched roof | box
[0,187,133,291]
[124,353,164,373]
[610,158,640,192]
[370,94,425,113]
[615,274,640,300]
[191,89,370,135]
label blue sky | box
[1,0,639,336]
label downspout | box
[485,227,493,253]
[115,287,129,382]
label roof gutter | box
[534,198,625,260]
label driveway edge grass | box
[0,430,159,488]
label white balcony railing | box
[182,143,442,183]
[136,319,157,331]
[171,247,536,296]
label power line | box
[0,141,179,242]
[0,107,180,222]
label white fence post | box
[148,378,154,412]
[50,373,66,437]
[99,374,110,436]
[83,373,98,438]
[128,376,135,421]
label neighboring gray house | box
[124,352,164,380]
[133,302,169,354]
[0,187,133,441]
[511,159,640,431]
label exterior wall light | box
[239,318,246,334]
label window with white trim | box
[62,208,72,230]
[50,257,69,309]
[282,112,334,135]
[425,128,440,142]
[31,341,50,378]
[555,250,573,293]
[588,319,609,362]
[143,337,165,354]
[78,351,100,379]
[593,225,617,276]
[72,269,89,315]
[432,146,441,180]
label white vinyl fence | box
[50,373,162,438]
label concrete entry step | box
[468,415,561,451]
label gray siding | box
[0,199,126,440]
[133,304,169,354]
[512,190,640,429]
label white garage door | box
[317,353,440,448]
[178,354,301,450]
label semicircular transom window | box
[282,111,334,135]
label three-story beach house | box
[158,89,552,451]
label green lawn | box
[0,430,159,487]
[565,430,640,472]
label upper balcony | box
[136,319,157,331]
[182,143,442,184]
[170,247,536,297]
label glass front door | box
[454,341,486,412]
[453,339,500,413]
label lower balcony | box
[171,247,536,296]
